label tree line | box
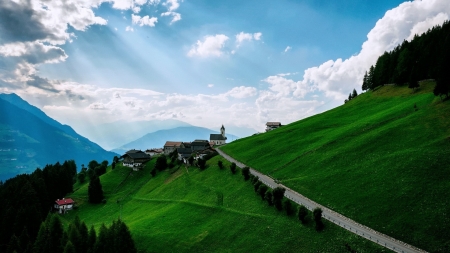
[361,20,450,99]
[0,160,77,252]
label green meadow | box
[63,156,386,252]
[221,82,450,252]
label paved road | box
[216,148,427,253]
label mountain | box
[112,126,239,154]
[75,119,192,150]
[0,93,118,181]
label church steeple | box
[220,125,225,137]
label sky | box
[1,0,450,140]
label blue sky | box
[1,0,449,148]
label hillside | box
[221,82,450,252]
[0,93,118,181]
[112,126,239,154]
[63,157,387,252]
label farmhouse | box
[121,149,151,170]
[195,147,216,160]
[191,139,210,151]
[177,148,193,163]
[164,141,182,155]
[145,148,163,157]
[54,198,74,214]
[266,122,282,132]
[210,125,227,145]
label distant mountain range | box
[76,119,193,151]
[0,93,118,181]
[111,126,239,154]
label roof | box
[126,149,144,154]
[266,122,281,126]
[177,148,192,155]
[146,149,163,153]
[220,125,225,130]
[191,140,209,146]
[123,152,151,159]
[164,141,182,147]
[182,142,192,148]
[210,134,227,141]
[55,198,74,206]
[196,147,216,155]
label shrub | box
[264,190,273,206]
[218,160,223,169]
[313,207,324,231]
[198,158,206,170]
[253,180,262,192]
[257,184,268,200]
[283,199,295,216]
[298,205,308,224]
[272,187,286,211]
[241,167,250,181]
[230,162,237,174]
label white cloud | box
[132,6,141,13]
[187,34,229,57]
[297,0,450,100]
[161,11,181,24]
[149,0,160,5]
[225,86,257,99]
[132,14,158,27]
[125,26,134,32]
[263,75,310,98]
[284,46,292,53]
[235,32,262,47]
[207,84,214,88]
[163,0,181,11]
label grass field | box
[62,156,387,252]
[221,82,450,252]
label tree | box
[154,155,168,171]
[78,171,86,183]
[87,225,96,253]
[88,176,104,204]
[367,65,375,89]
[313,207,324,231]
[408,63,420,91]
[264,191,273,206]
[241,167,250,181]
[352,89,358,99]
[63,241,76,253]
[362,71,369,91]
[253,180,262,192]
[230,162,237,174]
[112,220,137,253]
[88,160,99,172]
[188,156,194,166]
[197,158,206,170]
[217,160,223,169]
[298,205,308,224]
[150,168,157,177]
[283,199,295,216]
[111,162,116,170]
[272,187,286,211]
[257,184,268,200]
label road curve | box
[216,148,427,253]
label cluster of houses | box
[119,125,229,170]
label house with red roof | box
[54,198,74,214]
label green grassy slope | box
[63,157,387,252]
[221,82,450,252]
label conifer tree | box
[88,176,104,204]
[63,241,76,253]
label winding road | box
[216,148,427,253]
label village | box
[119,122,282,171]
[52,122,281,214]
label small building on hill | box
[164,141,182,155]
[121,150,151,170]
[54,198,74,214]
[191,139,210,151]
[177,148,193,163]
[195,147,216,160]
[145,148,163,157]
[266,122,282,132]
[210,125,227,145]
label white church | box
[210,125,227,145]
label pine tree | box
[362,71,368,91]
[352,89,358,98]
[264,190,273,206]
[87,226,96,253]
[113,220,137,253]
[88,176,104,204]
[63,241,76,253]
